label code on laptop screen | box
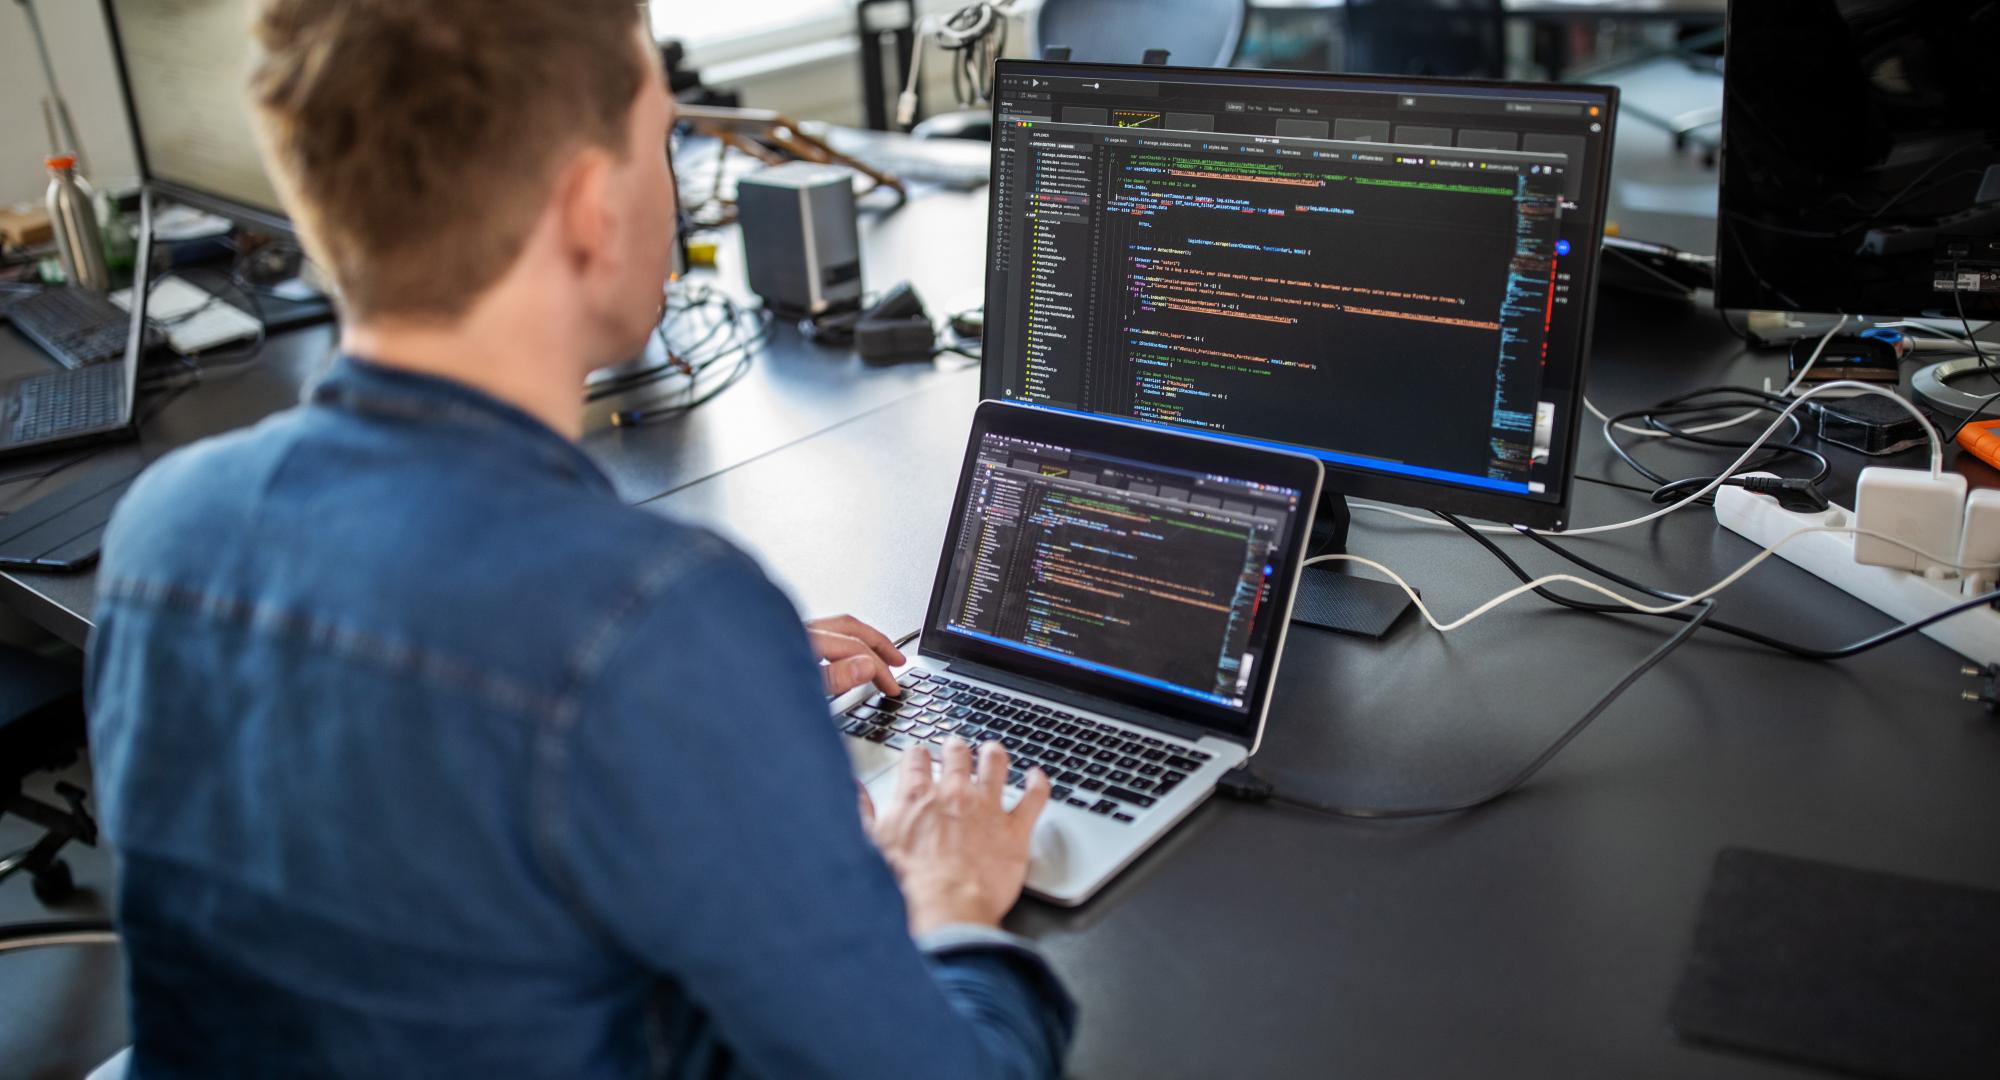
[936,431,1303,710]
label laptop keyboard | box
[839,668,1213,825]
[9,361,127,443]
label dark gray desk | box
[7,182,1999,1077]
[647,291,2000,1079]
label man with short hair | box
[85,2,1073,1075]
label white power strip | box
[1714,483,2000,665]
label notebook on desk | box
[831,401,1321,905]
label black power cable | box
[1431,510,2000,662]
[1220,600,1715,819]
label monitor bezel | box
[99,0,298,239]
[919,399,1324,746]
[979,58,1621,531]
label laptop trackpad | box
[844,737,902,785]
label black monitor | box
[1717,1,2000,320]
[101,0,293,236]
[980,60,1618,534]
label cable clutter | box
[592,282,768,428]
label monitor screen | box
[104,0,290,230]
[980,61,1617,529]
[935,430,1303,711]
[1717,1,2000,320]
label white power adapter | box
[1853,466,1967,574]
[1959,488,2000,594]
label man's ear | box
[553,148,617,278]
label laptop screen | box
[924,402,1320,741]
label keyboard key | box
[892,718,917,732]
[1054,710,1075,720]
[1103,785,1154,808]
[1084,763,1109,777]
[905,693,933,707]
[1093,749,1118,763]
[1056,770,1082,784]
[1051,785,1072,801]
[911,724,936,739]
[1029,714,1059,730]
[1116,756,1140,769]
[1031,705,1053,714]
[1049,737,1074,751]
[1080,778,1105,792]
[1001,736,1024,752]
[1162,770,1188,784]
[847,706,878,721]
[978,729,1004,744]
[1129,778,1155,793]
[909,669,933,680]
[1121,741,1146,755]
[1138,764,1163,777]
[1006,768,1024,787]
[1164,755,1202,772]
[1063,755,1091,771]
[1054,723,1079,736]
[865,728,893,743]
[843,720,871,736]
[1066,797,1091,808]
[1142,749,1167,762]
[1090,800,1118,816]
[1189,750,1212,762]
[950,705,973,719]
[958,724,985,739]
[1113,812,1135,823]
[1109,770,1132,784]
[886,733,919,751]
[1139,736,1162,747]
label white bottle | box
[45,154,109,293]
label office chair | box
[0,645,93,905]
[1342,0,1507,79]
[1035,0,1247,68]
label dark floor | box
[1,754,127,1080]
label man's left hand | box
[809,614,908,698]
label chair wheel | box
[31,859,75,905]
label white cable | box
[1561,379,1941,537]
[1356,380,1943,539]
[1306,523,1999,635]
[1584,314,1849,441]
[0,930,118,953]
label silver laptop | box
[0,187,152,456]
[833,400,1322,906]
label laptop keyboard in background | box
[5,286,163,370]
[8,362,127,443]
[839,668,1213,825]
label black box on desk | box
[736,162,863,317]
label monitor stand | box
[1290,491,1416,639]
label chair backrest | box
[1342,0,1506,79]
[1035,0,1246,69]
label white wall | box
[0,1,138,208]
[0,3,1009,211]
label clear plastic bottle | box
[45,155,109,293]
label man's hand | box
[859,738,1051,935]
[808,614,907,697]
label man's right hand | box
[860,737,1051,936]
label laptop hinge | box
[935,656,1233,745]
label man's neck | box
[341,313,591,442]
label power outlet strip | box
[1714,483,2000,665]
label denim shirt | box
[85,356,1075,1079]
